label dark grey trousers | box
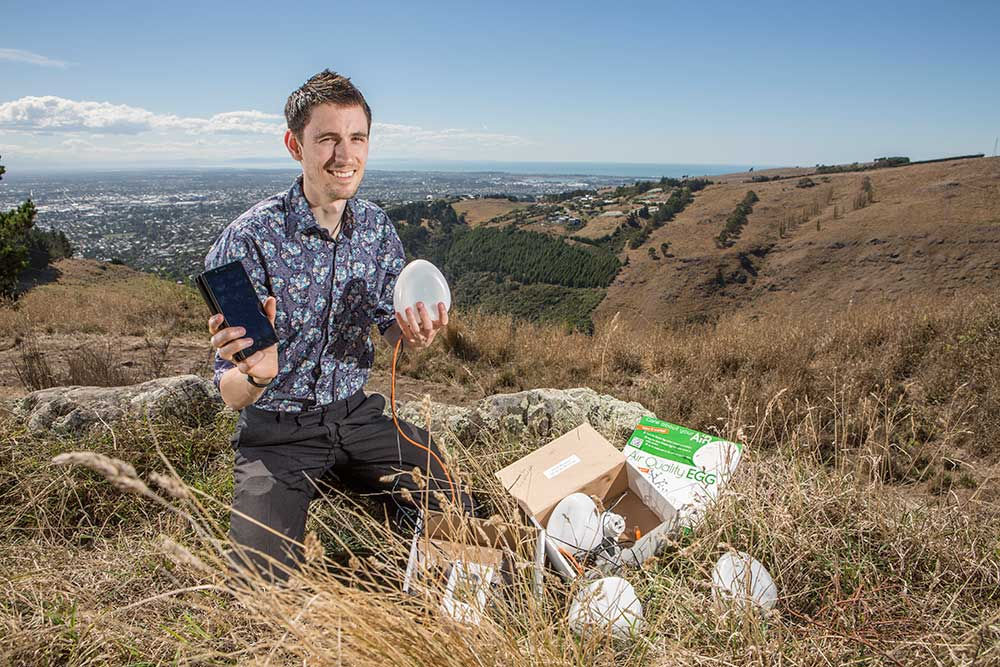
[227,388,474,580]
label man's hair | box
[284,69,372,138]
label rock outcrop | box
[14,377,651,445]
[388,386,652,445]
[13,375,223,434]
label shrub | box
[853,176,876,210]
[11,338,60,391]
[715,191,759,247]
[0,162,37,296]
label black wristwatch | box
[246,373,274,388]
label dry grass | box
[10,337,60,391]
[0,259,206,395]
[2,266,999,664]
[2,384,997,665]
[0,259,203,340]
[11,336,183,391]
[384,293,999,473]
[450,199,532,226]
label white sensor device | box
[547,493,626,556]
[393,259,451,321]
[568,576,644,638]
[711,551,778,612]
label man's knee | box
[397,427,477,517]
[230,458,310,576]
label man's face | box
[286,103,369,203]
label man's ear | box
[284,129,303,162]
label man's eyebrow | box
[314,130,369,139]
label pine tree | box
[0,156,39,296]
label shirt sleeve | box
[203,227,271,390]
[373,213,406,336]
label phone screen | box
[199,261,278,360]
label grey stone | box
[14,375,651,445]
[13,375,223,434]
[383,386,652,445]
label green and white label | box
[623,416,743,526]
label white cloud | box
[0,48,70,68]
[0,96,159,133]
[0,96,285,135]
[0,143,30,161]
[0,95,534,165]
[202,110,286,135]
[372,121,531,153]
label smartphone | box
[195,260,278,362]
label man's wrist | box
[246,373,274,388]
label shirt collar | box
[284,173,356,241]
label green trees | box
[715,191,759,248]
[610,176,711,199]
[386,200,460,228]
[572,184,700,253]
[27,228,74,268]
[388,199,619,331]
[626,186,696,250]
[0,158,75,296]
[387,200,460,268]
[541,188,597,203]
[853,176,876,210]
[0,157,39,296]
[447,225,620,288]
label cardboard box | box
[622,416,743,527]
[496,422,680,579]
[402,510,544,625]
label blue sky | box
[1,0,997,170]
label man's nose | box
[346,142,364,164]
[332,143,361,165]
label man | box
[205,69,474,580]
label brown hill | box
[451,198,531,226]
[594,156,1000,328]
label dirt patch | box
[451,199,531,226]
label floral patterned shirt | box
[204,174,405,412]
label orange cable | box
[558,547,585,576]
[390,337,458,506]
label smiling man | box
[204,70,474,580]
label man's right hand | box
[208,296,279,383]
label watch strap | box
[246,373,274,388]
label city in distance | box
[0,162,752,280]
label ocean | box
[363,159,758,179]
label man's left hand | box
[396,301,448,350]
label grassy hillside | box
[594,156,1000,327]
[451,197,532,226]
[1,259,999,664]
[389,201,618,332]
[439,157,1000,333]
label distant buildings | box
[3,169,637,278]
